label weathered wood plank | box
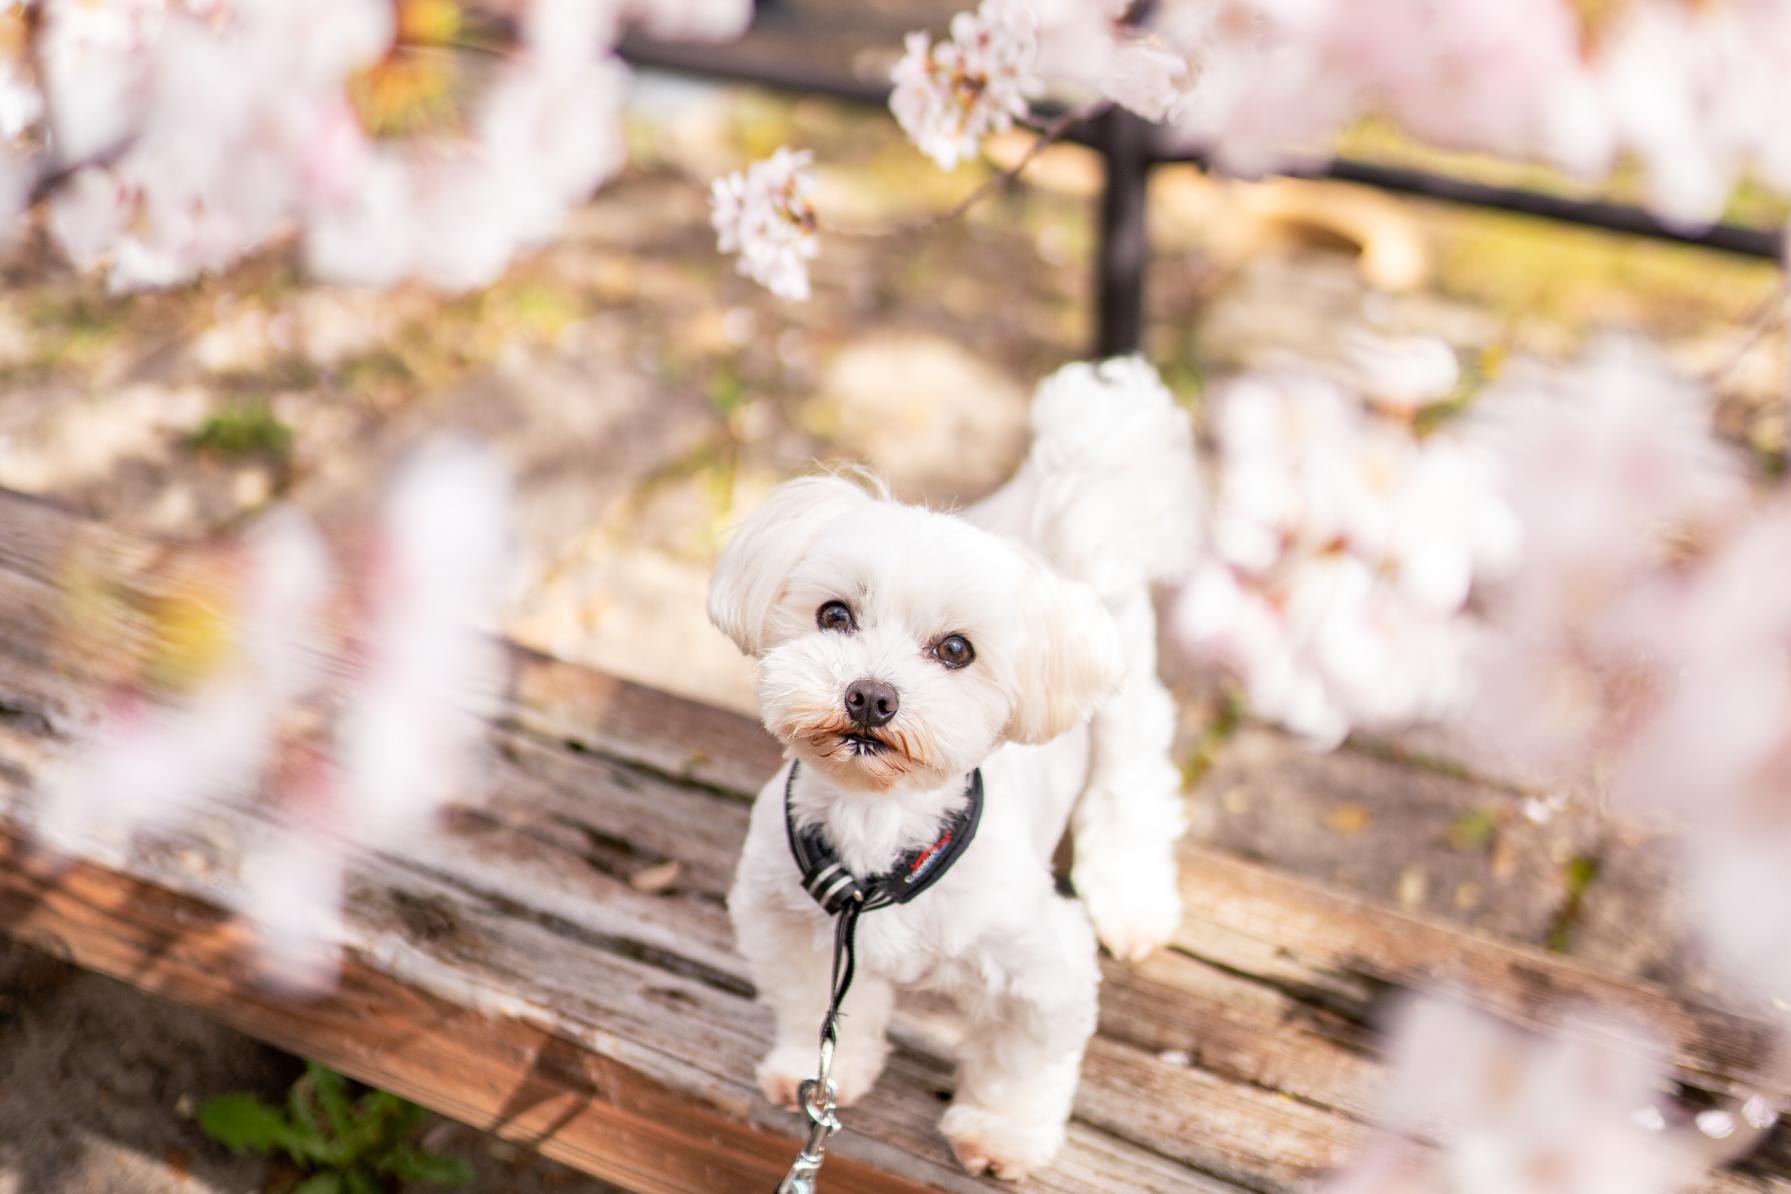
[0,830,919,1194]
[1171,844,1786,1104]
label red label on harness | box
[905,830,952,883]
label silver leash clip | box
[775,1037,841,1194]
[775,1078,840,1194]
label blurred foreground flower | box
[1459,340,1746,779]
[34,437,514,993]
[710,147,819,301]
[1328,996,1730,1194]
[37,508,332,862]
[1433,341,1791,1009]
[9,0,752,292]
[306,0,630,290]
[1595,502,1791,1003]
[247,438,512,991]
[1172,341,1516,746]
[1026,0,1186,121]
[890,0,1041,171]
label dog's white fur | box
[711,357,1198,1180]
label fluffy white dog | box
[711,357,1198,1180]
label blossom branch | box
[847,100,1105,240]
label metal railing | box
[620,29,1785,356]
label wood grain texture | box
[0,486,1787,1193]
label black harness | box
[782,759,982,1046]
[771,760,984,1192]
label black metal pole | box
[1094,108,1152,357]
[1150,145,1783,259]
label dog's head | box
[708,475,1124,792]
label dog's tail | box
[971,356,1200,600]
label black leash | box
[773,760,983,1193]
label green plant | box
[199,1062,472,1194]
[188,399,293,460]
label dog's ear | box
[708,475,877,657]
[1003,564,1126,744]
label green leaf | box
[309,1064,356,1143]
[188,399,293,460]
[343,1169,384,1194]
[341,1090,408,1158]
[196,1094,290,1155]
[287,1079,327,1149]
[292,1174,345,1194]
[1447,807,1500,852]
[381,1147,474,1188]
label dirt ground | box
[0,58,1785,1193]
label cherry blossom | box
[1344,329,1460,417]
[31,437,514,991]
[1456,340,1747,778]
[1026,0,1187,120]
[1172,357,1515,746]
[233,438,513,987]
[332,438,511,846]
[1438,342,1791,1009]
[709,147,819,301]
[1156,0,1610,180]
[1328,996,1705,1194]
[1590,504,1791,1002]
[609,0,753,43]
[240,822,349,994]
[45,0,394,291]
[35,506,332,861]
[1595,0,1791,229]
[890,0,1042,171]
[306,35,628,291]
[13,0,754,293]
[1153,0,1358,177]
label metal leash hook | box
[775,1035,841,1193]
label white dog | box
[711,357,1198,1180]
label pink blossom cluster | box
[6,0,750,292]
[1456,340,1747,778]
[890,0,1043,171]
[1171,337,1517,747]
[1327,996,1767,1194]
[1022,0,1188,121]
[244,438,512,989]
[1457,340,1791,1007]
[37,438,514,992]
[709,146,819,301]
[1156,0,1607,182]
[1179,334,1791,1065]
[1155,0,1791,228]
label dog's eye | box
[816,601,856,633]
[933,634,975,669]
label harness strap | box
[782,760,982,1047]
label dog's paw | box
[756,1044,812,1110]
[756,1039,888,1111]
[940,1101,1065,1182]
[1074,854,1182,962]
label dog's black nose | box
[843,679,899,729]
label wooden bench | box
[0,486,1786,1193]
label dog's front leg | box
[731,892,893,1111]
[1073,589,1187,961]
[940,896,1098,1181]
